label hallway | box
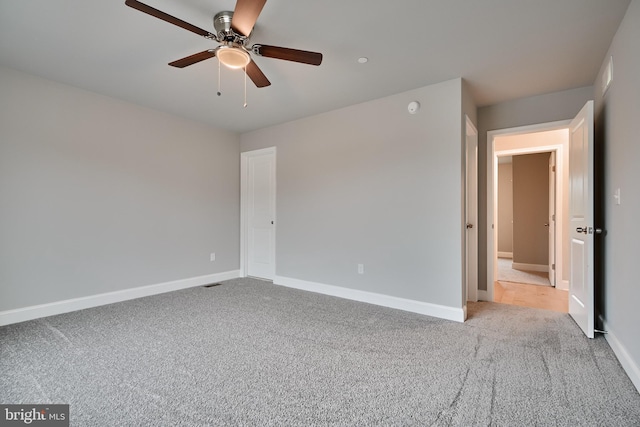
[494,280,568,313]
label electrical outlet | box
[210,253,216,262]
[357,264,364,275]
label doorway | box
[497,153,551,284]
[487,122,570,311]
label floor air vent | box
[203,283,222,288]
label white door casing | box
[568,101,595,338]
[241,147,276,280]
[466,116,478,303]
[548,151,556,286]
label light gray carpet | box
[497,257,551,286]
[1,278,639,426]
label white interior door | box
[548,151,556,286]
[466,117,478,303]
[568,101,595,338]
[243,148,276,280]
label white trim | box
[274,275,465,322]
[0,270,240,326]
[511,262,548,273]
[604,322,640,393]
[559,279,570,291]
[487,120,570,302]
[477,290,488,301]
[240,154,248,277]
[240,147,277,279]
[497,251,513,259]
[465,115,479,303]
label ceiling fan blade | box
[125,0,214,38]
[231,0,267,36]
[169,50,216,68]
[245,60,271,88]
[254,45,322,66]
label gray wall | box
[512,153,550,266]
[241,79,469,309]
[497,162,513,254]
[594,0,640,386]
[477,86,594,291]
[0,66,240,311]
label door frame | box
[548,151,557,286]
[240,147,277,278]
[486,120,569,302]
[465,115,479,304]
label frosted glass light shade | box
[217,47,250,69]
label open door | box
[568,101,595,338]
[548,151,556,286]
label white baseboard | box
[604,322,640,393]
[0,270,240,326]
[477,290,489,301]
[558,279,570,291]
[273,275,465,322]
[497,252,513,259]
[511,262,548,272]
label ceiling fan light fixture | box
[125,0,322,90]
[217,46,251,69]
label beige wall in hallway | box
[512,153,550,266]
[497,162,513,255]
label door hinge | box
[552,263,555,270]
[552,214,555,221]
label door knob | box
[544,223,549,227]
[576,227,587,234]
[466,223,473,229]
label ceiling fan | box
[125,0,323,88]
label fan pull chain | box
[243,66,248,108]
[217,59,221,96]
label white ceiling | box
[0,0,630,133]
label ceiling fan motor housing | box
[214,11,244,42]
